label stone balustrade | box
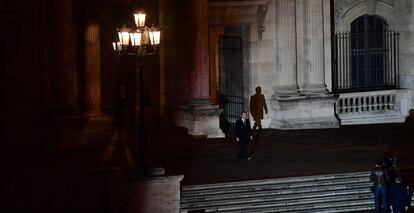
[337,92,396,114]
[335,90,408,125]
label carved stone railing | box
[335,90,408,125]
[337,93,396,114]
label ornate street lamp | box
[113,11,162,174]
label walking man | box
[250,86,268,132]
[371,161,390,213]
[235,111,253,161]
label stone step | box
[181,183,370,205]
[180,171,414,212]
[204,196,373,212]
[216,202,374,213]
[181,187,372,209]
[182,172,369,191]
[285,204,373,213]
[217,198,414,213]
[182,177,370,197]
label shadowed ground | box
[4,119,413,212]
[148,123,414,186]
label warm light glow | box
[134,13,146,28]
[112,42,121,51]
[149,29,161,45]
[118,30,130,46]
[141,30,150,45]
[129,31,142,46]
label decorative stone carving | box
[334,0,396,32]
[334,0,358,26]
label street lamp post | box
[113,12,161,174]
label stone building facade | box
[176,0,414,136]
[2,0,414,141]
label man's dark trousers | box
[374,185,388,213]
[235,119,251,160]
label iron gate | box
[333,15,399,93]
[219,35,244,127]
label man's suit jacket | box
[235,118,252,142]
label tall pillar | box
[53,0,78,112]
[84,1,103,117]
[172,0,224,138]
[52,0,87,149]
[273,0,299,96]
[270,0,338,129]
[397,0,414,112]
[187,0,210,103]
[297,0,328,94]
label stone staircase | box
[181,171,414,213]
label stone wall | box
[249,0,277,128]
[206,0,414,130]
[249,0,338,129]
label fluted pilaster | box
[274,0,299,96]
[84,20,103,116]
[297,0,328,94]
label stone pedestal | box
[173,101,224,138]
[270,94,339,129]
[171,0,224,138]
[109,174,184,213]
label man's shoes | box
[245,156,252,161]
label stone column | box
[274,0,299,96]
[172,0,224,138]
[270,0,338,129]
[52,0,87,149]
[84,1,103,117]
[53,0,78,112]
[187,0,210,103]
[297,0,328,94]
[397,0,414,112]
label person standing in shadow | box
[371,161,390,213]
[389,177,409,213]
[250,86,268,134]
[235,111,253,161]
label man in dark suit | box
[235,111,253,161]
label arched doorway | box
[350,15,389,89]
[219,26,244,126]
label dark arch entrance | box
[219,26,244,126]
[350,15,388,89]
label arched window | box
[351,15,388,89]
[333,15,399,93]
